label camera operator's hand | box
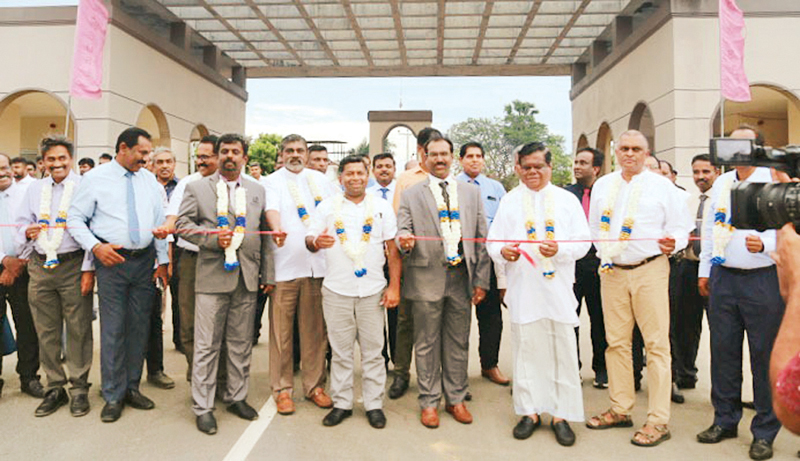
[773,223,800,300]
[745,234,765,253]
[698,277,710,298]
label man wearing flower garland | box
[176,133,272,435]
[305,155,401,429]
[488,142,590,446]
[586,130,692,447]
[264,134,336,415]
[696,126,784,460]
[14,136,94,417]
[397,134,490,428]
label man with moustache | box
[68,127,169,423]
[586,130,692,447]
[306,155,401,429]
[176,133,271,435]
[696,126,784,460]
[307,145,330,175]
[15,137,94,416]
[388,127,442,399]
[263,134,335,415]
[11,157,36,187]
[397,134,490,428]
[456,142,509,387]
[0,153,43,399]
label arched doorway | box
[136,104,171,148]
[629,102,655,153]
[368,110,432,158]
[596,122,614,174]
[187,124,209,173]
[710,84,800,146]
[383,124,417,169]
[0,90,75,160]
[576,134,589,150]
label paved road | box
[0,301,797,460]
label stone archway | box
[187,124,209,173]
[596,122,614,174]
[368,110,433,158]
[136,103,171,148]
[0,89,76,159]
[629,102,656,153]
[710,83,800,146]
[576,134,589,150]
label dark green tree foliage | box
[248,133,282,173]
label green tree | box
[248,133,282,173]
[349,138,370,155]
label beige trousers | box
[600,255,671,425]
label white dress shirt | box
[367,179,397,204]
[699,167,776,277]
[167,172,203,252]
[0,181,28,261]
[488,184,591,326]
[264,167,336,282]
[16,175,35,188]
[589,169,693,265]
[308,194,397,298]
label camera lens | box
[732,182,800,231]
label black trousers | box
[475,265,502,370]
[146,287,163,375]
[573,254,606,374]
[709,265,784,442]
[0,269,39,380]
[254,289,268,341]
[669,258,705,385]
[169,249,181,350]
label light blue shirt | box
[0,181,27,262]
[456,172,506,226]
[68,160,168,265]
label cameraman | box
[696,125,784,460]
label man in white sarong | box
[487,142,590,446]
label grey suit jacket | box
[397,177,491,302]
[176,172,273,294]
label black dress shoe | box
[227,401,259,421]
[101,401,123,423]
[70,393,90,417]
[697,424,738,443]
[0,377,4,397]
[21,379,46,399]
[366,409,386,429]
[124,389,155,410]
[322,408,353,427]
[677,377,697,389]
[465,391,472,402]
[196,412,217,435]
[388,375,409,400]
[513,416,541,440]
[671,383,685,404]
[551,420,576,447]
[634,379,642,392]
[749,439,773,460]
[35,388,68,417]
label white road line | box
[223,397,278,461]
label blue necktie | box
[0,193,15,256]
[380,187,389,200]
[125,171,140,247]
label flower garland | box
[216,180,247,271]
[522,187,556,278]
[598,175,642,273]
[287,173,323,227]
[428,179,462,265]
[36,180,75,269]
[333,194,374,277]
[711,176,736,266]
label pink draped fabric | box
[69,0,109,100]
[719,0,751,102]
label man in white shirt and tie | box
[367,153,397,204]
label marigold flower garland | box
[711,176,735,266]
[216,180,247,271]
[37,180,75,269]
[598,175,642,273]
[522,187,556,278]
[428,179,462,265]
[287,174,322,226]
[333,194,374,277]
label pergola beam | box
[506,0,543,65]
[472,0,495,65]
[541,0,593,64]
[388,0,407,67]
[198,0,275,68]
[243,0,305,66]
[292,0,339,65]
[340,0,373,66]
[436,0,445,65]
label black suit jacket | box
[564,182,597,260]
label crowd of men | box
[0,123,791,459]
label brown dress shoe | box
[276,392,295,415]
[307,388,333,409]
[421,407,439,428]
[445,403,473,424]
[481,367,511,386]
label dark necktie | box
[691,194,707,256]
[380,187,389,200]
[581,187,591,219]
[439,181,451,212]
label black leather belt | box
[116,246,153,258]
[720,265,774,276]
[32,249,83,262]
[615,254,662,270]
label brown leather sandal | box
[631,424,671,447]
[585,409,634,430]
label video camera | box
[709,138,800,231]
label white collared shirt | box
[308,194,397,298]
[699,167,776,277]
[367,179,397,204]
[0,181,27,261]
[167,172,203,252]
[589,169,693,265]
[488,183,591,326]
[264,167,336,282]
